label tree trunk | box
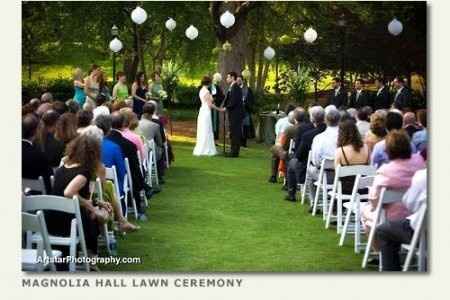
[248,43,256,90]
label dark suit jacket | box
[225,83,244,121]
[36,133,65,168]
[293,122,315,157]
[348,89,371,109]
[295,123,327,162]
[106,130,144,191]
[22,140,53,192]
[151,117,167,144]
[328,87,348,108]
[393,87,412,110]
[373,86,391,110]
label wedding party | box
[21,1,427,273]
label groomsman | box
[348,79,370,109]
[373,77,391,110]
[328,77,347,108]
[393,76,412,111]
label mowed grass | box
[104,141,368,272]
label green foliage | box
[173,84,199,108]
[277,66,312,104]
[22,78,74,104]
[161,61,181,103]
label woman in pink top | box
[362,130,425,230]
[119,108,145,160]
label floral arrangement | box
[159,89,168,100]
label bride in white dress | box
[193,76,225,156]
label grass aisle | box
[107,141,365,272]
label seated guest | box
[50,135,112,268]
[37,95,53,117]
[364,110,387,154]
[373,78,391,110]
[346,108,357,120]
[371,111,417,168]
[119,108,145,160]
[93,93,110,121]
[35,110,65,168]
[55,112,78,150]
[335,119,370,194]
[22,113,53,193]
[356,107,371,138]
[76,110,94,134]
[284,106,326,201]
[29,98,41,113]
[361,130,425,237]
[148,100,173,173]
[412,109,427,153]
[348,79,370,109]
[375,168,427,271]
[107,112,148,221]
[92,115,138,232]
[403,112,420,138]
[137,102,163,151]
[311,106,340,169]
[274,103,296,142]
[66,100,80,114]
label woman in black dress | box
[132,71,148,119]
[49,134,112,269]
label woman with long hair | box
[364,110,387,154]
[36,110,65,168]
[55,112,78,148]
[131,71,148,119]
[84,64,101,106]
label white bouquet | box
[159,90,168,100]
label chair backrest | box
[288,139,295,154]
[379,187,408,205]
[89,177,104,203]
[355,175,375,190]
[22,210,56,271]
[22,194,79,214]
[336,165,376,178]
[124,157,134,192]
[22,176,46,194]
[306,150,312,166]
[105,165,120,196]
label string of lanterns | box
[113,6,404,61]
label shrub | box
[22,78,74,104]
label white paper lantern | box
[220,10,235,29]
[388,18,403,36]
[264,46,275,60]
[185,25,199,40]
[131,6,148,25]
[109,37,123,53]
[165,18,176,32]
[304,27,318,43]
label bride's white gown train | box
[193,87,217,156]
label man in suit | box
[373,77,391,110]
[225,71,244,157]
[22,113,53,193]
[106,112,148,221]
[393,77,412,111]
[284,106,326,201]
[348,79,370,109]
[328,77,347,109]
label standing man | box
[224,72,244,157]
[328,77,347,109]
[237,74,255,148]
[348,79,370,109]
[393,76,412,111]
[373,77,391,110]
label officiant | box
[211,73,225,141]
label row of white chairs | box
[296,149,427,271]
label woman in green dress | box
[112,71,129,103]
[148,71,164,115]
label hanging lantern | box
[185,25,199,40]
[304,27,318,43]
[165,18,176,32]
[220,10,235,29]
[264,46,275,60]
[388,18,403,36]
[131,6,148,25]
[222,41,232,52]
[109,37,123,53]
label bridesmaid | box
[112,71,129,103]
[131,71,148,119]
[73,68,86,107]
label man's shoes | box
[159,177,165,184]
[224,153,238,158]
[268,176,277,183]
[284,195,296,202]
[367,257,380,266]
[137,214,148,222]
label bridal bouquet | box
[159,90,168,100]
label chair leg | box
[362,224,376,268]
[322,182,328,221]
[337,192,343,234]
[339,208,352,246]
[355,211,361,254]
[325,193,335,229]
[312,183,321,216]
[69,240,76,272]
[104,224,111,255]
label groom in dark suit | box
[225,71,244,157]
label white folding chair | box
[311,157,335,217]
[137,150,149,208]
[164,141,170,169]
[105,165,124,218]
[89,178,112,255]
[362,187,407,269]
[288,139,295,155]
[22,211,62,272]
[22,176,46,194]
[124,157,139,219]
[339,175,375,253]
[326,165,376,233]
[300,151,313,205]
[147,139,160,188]
[22,195,90,272]
[403,202,427,272]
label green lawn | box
[104,141,370,272]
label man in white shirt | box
[310,106,340,168]
[274,104,295,142]
[376,169,427,271]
